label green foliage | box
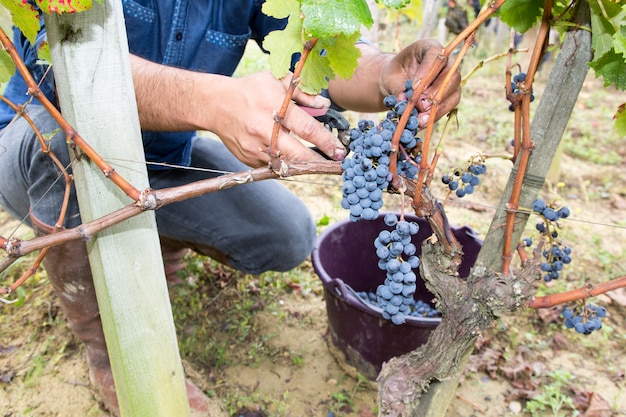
[384,0,423,22]
[615,104,626,136]
[40,0,97,14]
[262,0,372,93]
[0,0,97,83]
[376,0,412,8]
[301,0,372,38]
[262,0,303,80]
[589,49,626,89]
[588,0,626,91]
[298,31,362,93]
[0,49,14,83]
[525,370,577,417]
[0,0,40,43]
[497,0,543,34]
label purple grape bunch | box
[442,161,487,198]
[532,198,572,282]
[508,72,535,112]
[356,291,440,318]
[340,81,424,222]
[374,213,422,325]
[562,304,607,335]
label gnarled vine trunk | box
[376,1,593,415]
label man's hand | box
[328,39,461,128]
[380,39,461,128]
[208,72,346,167]
[131,55,346,168]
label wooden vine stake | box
[43,2,190,416]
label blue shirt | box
[0,0,285,169]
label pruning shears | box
[300,105,351,159]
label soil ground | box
[1,25,626,417]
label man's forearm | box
[130,54,218,132]
[327,43,393,113]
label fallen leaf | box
[611,194,626,210]
[357,404,376,417]
[584,392,612,417]
[550,332,569,350]
[537,307,561,324]
[606,287,626,307]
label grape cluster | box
[341,150,390,222]
[540,243,572,282]
[508,72,535,112]
[562,304,607,334]
[533,199,571,224]
[532,198,572,282]
[373,213,421,325]
[356,291,441,318]
[442,161,487,198]
[340,81,423,222]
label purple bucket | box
[311,213,482,379]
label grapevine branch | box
[413,32,475,210]
[0,94,72,295]
[500,0,554,275]
[0,159,341,294]
[269,37,318,174]
[529,276,626,308]
[387,0,506,210]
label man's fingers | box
[275,129,331,163]
[282,75,332,110]
[417,88,461,128]
[282,104,347,161]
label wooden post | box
[44,2,191,416]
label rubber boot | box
[32,217,227,417]
[160,237,191,286]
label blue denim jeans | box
[0,105,316,273]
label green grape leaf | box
[590,8,616,58]
[322,32,361,80]
[37,41,52,66]
[0,50,16,83]
[299,42,335,94]
[301,0,373,39]
[614,103,626,137]
[262,0,305,79]
[588,48,626,90]
[397,0,423,21]
[497,0,543,34]
[375,0,411,8]
[262,0,301,19]
[587,0,626,92]
[14,286,26,307]
[615,25,626,57]
[38,0,94,14]
[0,0,40,44]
